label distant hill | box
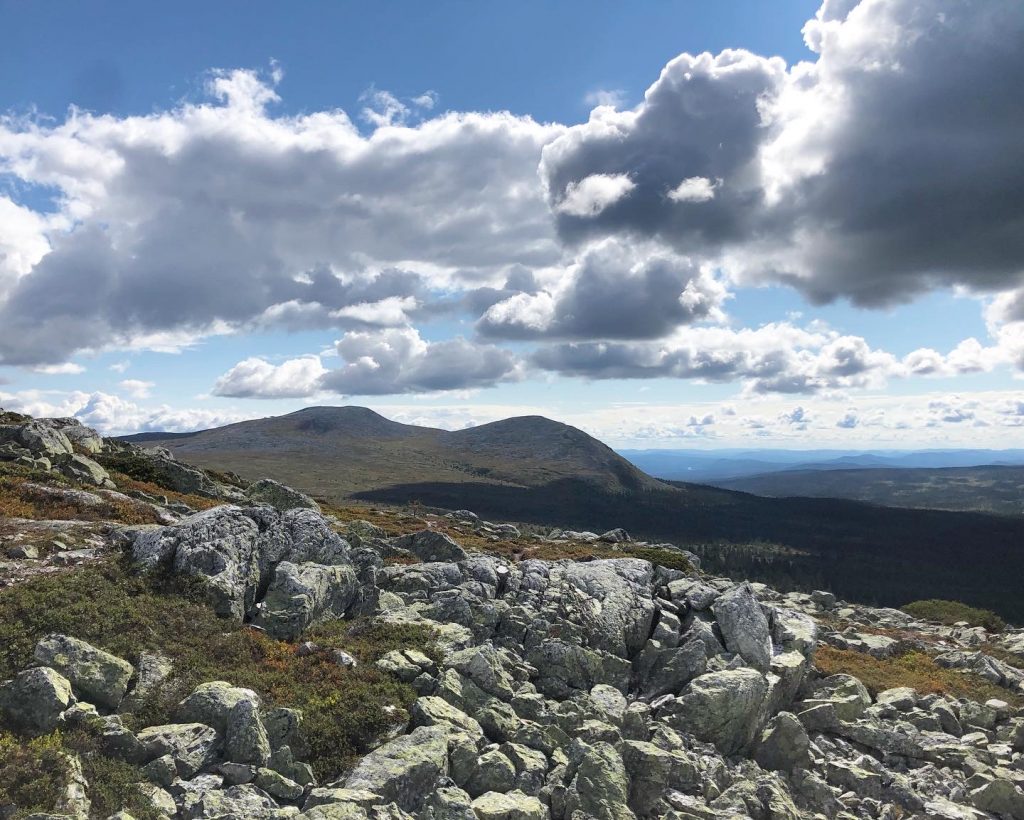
[125,406,1024,619]
[716,465,1024,516]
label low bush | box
[815,645,1022,706]
[0,476,161,524]
[0,731,70,818]
[902,599,1005,632]
[0,559,435,781]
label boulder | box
[712,583,772,672]
[136,722,219,778]
[253,560,358,640]
[176,681,260,734]
[389,530,469,563]
[754,712,811,772]
[0,667,74,735]
[564,740,635,820]
[662,668,768,754]
[245,478,320,511]
[132,506,262,619]
[470,790,547,820]
[342,725,451,812]
[225,698,271,766]
[33,634,134,710]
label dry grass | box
[106,471,221,512]
[0,477,161,525]
[815,645,1023,706]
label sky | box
[1,0,1023,449]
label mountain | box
[717,464,1024,515]
[123,405,663,499]
[125,406,1024,619]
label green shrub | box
[0,731,70,818]
[902,599,1006,632]
[0,558,436,781]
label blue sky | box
[1,0,1022,447]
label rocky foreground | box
[3,416,1024,819]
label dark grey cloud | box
[540,0,1024,305]
[540,50,783,255]
[318,328,519,395]
[477,240,725,340]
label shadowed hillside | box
[715,464,1024,515]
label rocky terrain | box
[3,412,1024,819]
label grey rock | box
[662,668,768,754]
[33,634,134,710]
[712,583,772,672]
[342,725,451,812]
[176,681,260,734]
[225,697,271,766]
[754,711,811,771]
[136,722,219,778]
[389,530,468,563]
[564,740,635,820]
[470,790,547,820]
[0,666,74,735]
[254,560,358,640]
[246,478,321,511]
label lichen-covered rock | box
[470,790,547,820]
[246,477,321,511]
[564,740,635,820]
[754,711,811,772]
[176,681,261,734]
[136,722,219,778]
[410,696,483,737]
[254,560,358,640]
[225,697,271,766]
[33,634,134,710]
[0,667,74,735]
[662,668,768,754]
[132,506,262,619]
[341,725,452,812]
[712,583,773,672]
[389,530,469,563]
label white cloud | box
[667,176,718,203]
[119,379,154,399]
[213,355,328,399]
[31,362,85,375]
[0,69,562,366]
[554,173,636,217]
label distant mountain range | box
[124,406,1024,619]
[619,447,1024,483]
[714,465,1024,516]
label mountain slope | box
[123,406,661,498]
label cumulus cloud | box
[0,389,249,434]
[478,239,726,340]
[0,69,561,365]
[554,174,636,217]
[540,0,1024,305]
[213,355,327,399]
[320,328,520,395]
[119,379,154,398]
[531,322,899,395]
